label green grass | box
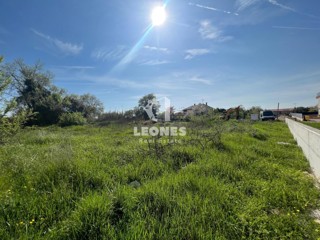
[302,122,320,130]
[0,121,320,239]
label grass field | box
[302,122,320,130]
[0,120,320,239]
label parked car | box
[260,110,275,121]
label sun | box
[151,6,166,26]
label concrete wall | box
[286,118,320,179]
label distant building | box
[270,108,294,115]
[182,103,213,116]
[317,92,320,116]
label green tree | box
[2,59,104,125]
[295,106,309,113]
[0,57,30,142]
[124,109,135,119]
[63,93,104,121]
[2,59,65,125]
[248,106,263,114]
[0,58,12,117]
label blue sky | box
[1,0,320,111]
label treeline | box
[97,93,176,123]
[0,57,104,141]
[97,98,265,123]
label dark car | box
[260,110,275,121]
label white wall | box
[286,118,320,179]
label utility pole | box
[277,102,279,120]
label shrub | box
[1,56,29,143]
[0,111,29,144]
[58,112,87,127]
[189,116,226,150]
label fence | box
[286,118,320,179]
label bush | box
[0,111,29,144]
[58,112,87,127]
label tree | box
[295,106,309,113]
[0,57,30,142]
[124,109,135,119]
[2,59,65,125]
[248,106,262,114]
[213,108,226,114]
[0,58,12,117]
[1,59,104,125]
[63,93,104,121]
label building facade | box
[182,103,213,117]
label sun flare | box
[151,6,166,26]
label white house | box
[182,103,213,117]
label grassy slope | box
[302,122,320,130]
[0,121,319,239]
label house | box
[317,92,320,116]
[270,108,294,116]
[182,103,213,117]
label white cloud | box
[91,45,127,61]
[199,20,233,42]
[268,0,295,12]
[235,0,260,11]
[236,0,295,12]
[189,76,212,85]
[235,0,318,19]
[58,66,95,70]
[31,29,83,55]
[272,26,320,31]
[184,48,211,60]
[139,60,170,66]
[56,71,148,89]
[199,20,221,40]
[189,2,239,16]
[144,45,169,53]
